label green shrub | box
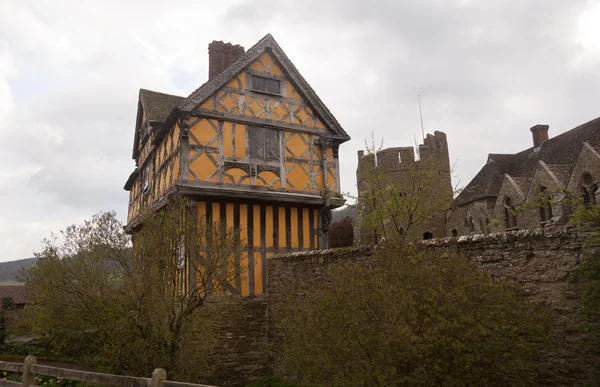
[9,342,47,357]
[275,244,553,387]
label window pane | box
[264,129,279,160]
[266,78,281,94]
[253,76,266,91]
[249,127,265,158]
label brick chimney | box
[208,41,245,80]
[530,124,549,147]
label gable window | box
[252,75,281,95]
[249,126,279,161]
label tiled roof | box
[0,285,28,305]
[455,116,600,205]
[139,89,185,123]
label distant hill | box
[331,205,356,223]
[0,258,38,284]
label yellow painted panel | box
[218,92,237,112]
[226,168,249,185]
[226,203,234,230]
[285,134,309,159]
[223,123,233,156]
[303,208,310,248]
[266,206,273,247]
[189,118,217,146]
[287,164,310,192]
[246,99,262,116]
[258,53,273,71]
[189,152,217,181]
[278,207,286,248]
[253,205,261,247]
[291,207,298,248]
[269,63,283,76]
[257,171,278,187]
[316,118,326,129]
[212,202,221,228]
[198,201,206,219]
[249,59,266,72]
[271,103,287,120]
[288,83,303,101]
[235,125,246,158]
[200,99,213,111]
[172,154,180,181]
[254,254,262,295]
[253,204,262,295]
[314,166,324,190]
[240,203,248,245]
[326,147,333,161]
[226,75,243,89]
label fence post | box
[22,355,36,387]
[151,368,166,387]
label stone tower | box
[356,131,452,244]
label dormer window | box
[252,75,281,95]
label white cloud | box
[1,0,599,261]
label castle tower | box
[356,131,452,243]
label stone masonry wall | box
[199,297,270,387]
[267,229,600,386]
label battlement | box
[357,131,449,176]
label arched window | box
[451,229,458,237]
[580,173,597,206]
[468,216,475,233]
[423,231,433,240]
[485,218,490,233]
[478,218,485,233]
[504,197,517,229]
[538,186,553,224]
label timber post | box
[151,368,167,387]
[21,355,36,387]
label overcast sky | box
[0,0,599,261]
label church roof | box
[455,116,600,205]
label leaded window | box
[249,127,279,161]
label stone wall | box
[200,297,270,387]
[267,229,600,386]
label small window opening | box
[468,216,475,233]
[252,75,281,94]
[423,231,433,240]
[451,229,458,237]
[398,151,402,164]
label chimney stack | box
[530,124,549,147]
[208,41,245,80]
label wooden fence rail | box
[0,356,217,387]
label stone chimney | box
[208,41,245,80]
[530,124,549,147]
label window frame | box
[251,74,282,96]
[248,126,280,161]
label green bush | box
[9,342,47,357]
[275,244,553,387]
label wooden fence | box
[0,356,218,387]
